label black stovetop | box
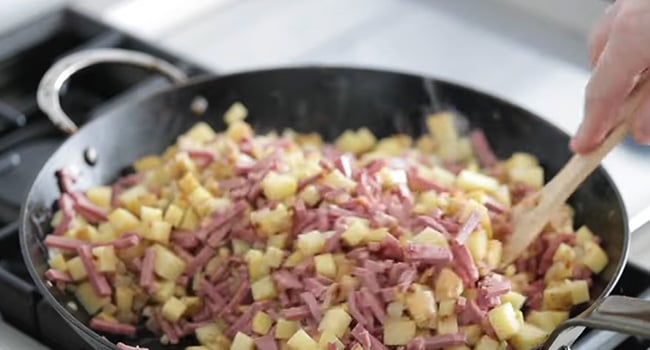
[0,6,647,350]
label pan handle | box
[37,48,189,134]
[542,295,650,349]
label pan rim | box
[19,64,630,348]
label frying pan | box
[19,48,650,350]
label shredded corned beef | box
[44,116,606,350]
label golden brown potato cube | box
[153,280,176,303]
[48,253,67,272]
[488,302,522,340]
[276,319,300,340]
[510,323,549,350]
[318,330,344,350]
[245,249,270,281]
[456,170,500,193]
[86,186,112,211]
[75,281,109,314]
[460,324,483,346]
[142,220,172,245]
[526,311,569,333]
[224,102,248,124]
[179,208,200,230]
[437,315,458,334]
[384,317,416,345]
[139,206,163,223]
[474,335,501,350]
[406,285,437,327]
[251,275,277,301]
[115,286,134,313]
[287,329,318,350]
[108,208,140,234]
[153,244,187,281]
[435,268,464,301]
[231,331,255,350]
[184,122,217,143]
[318,308,352,338]
[467,229,489,262]
[162,296,187,322]
[296,231,326,256]
[250,204,292,237]
[485,240,503,269]
[133,155,162,172]
[500,291,526,310]
[164,204,184,227]
[411,227,448,247]
[314,253,337,279]
[92,246,117,272]
[67,256,88,281]
[265,246,285,268]
[252,311,273,335]
[227,121,253,142]
[581,241,608,273]
[262,172,298,200]
[335,128,376,155]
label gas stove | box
[0,6,648,350]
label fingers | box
[571,17,650,153]
[588,1,622,67]
[631,80,650,144]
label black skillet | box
[19,48,650,350]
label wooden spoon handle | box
[502,79,648,266]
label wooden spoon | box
[501,80,648,267]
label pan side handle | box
[37,48,189,134]
[542,295,650,349]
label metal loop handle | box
[37,48,189,134]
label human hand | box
[570,0,650,154]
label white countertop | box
[2,0,650,348]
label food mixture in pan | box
[43,103,609,350]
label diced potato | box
[276,319,300,340]
[413,191,440,215]
[467,229,488,262]
[188,186,215,216]
[75,281,109,314]
[435,268,464,301]
[252,311,273,335]
[227,120,253,142]
[322,169,357,191]
[140,206,163,223]
[438,315,458,334]
[108,208,140,233]
[318,330,344,350]
[492,185,511,208]
[508,166,544,189]
[297,231,326,255]
[245,249,270,281]
[300,185,321,206]
[384,317,416,345]
[510,323,549,350]
[232,239,251,256]
[429,166,456,188]
[268,233,289,249]
[314,253,337,279]
[231,332,255,350]
[575,225,595,246]
[378,168,408,188]
[475,335,501,350]
[488,302,522,340]
[335,128,376,155]
[224,102,248,124]
[438,299,456,317]
[250,204,292,237]
[485,240,503,269]
[113,286,133,313]
[544,262,573,283]
[142,220,172,244]
[581,241,608,273]
[86,186,112,211]
[386,301,405,318]
[252,275,277,301]
[501,291,526,310]
[341,217,371,247]
[287,329,318,350]
[553,243,576,264]
[318,308,352,338]
[48,253,67,272]
[67,256,88,281]
[411,227,448,247]
[406,285,437,327]
[179,208,200,230]
[92,246,117,272]
[265,246,285,268]
[542,282,575,310]
[185,122,217,143]
[162,296,187,322]
[118,185,150,215]
[283,251,305,268]
[262,172,298,200]
[164,204,184,227]
[153,280,175,303]
[567,280,590,304]
[153,244,187,281]
[460,324,483,346]
[526,311,569,333]
[456,170,499,193]
[196,324,231,348]
[133,155,162,172]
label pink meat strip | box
[76,245,112,296]
[407,333,467,350]
[219,280,250,317]
[186,245,216,276]
[360,288,387,325]
[254,335,278,350]
[45,269,72,283]
[300,292,322,322]
[45,235,85,250]
[282,306,311,320]
[347,291,369,327]
[69,192,108,224]
[477,274,511,309]
[456,210,480,242]
[272,270,303,290]
[404,242,452,265]
[538,233,576,275]
[139,247,156,292]
[450,239,479,287]
[470,129,498,167]
[53,194,75,235]
[351,324,388,350]
[353,267,381,293]
[89,318,136,336]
